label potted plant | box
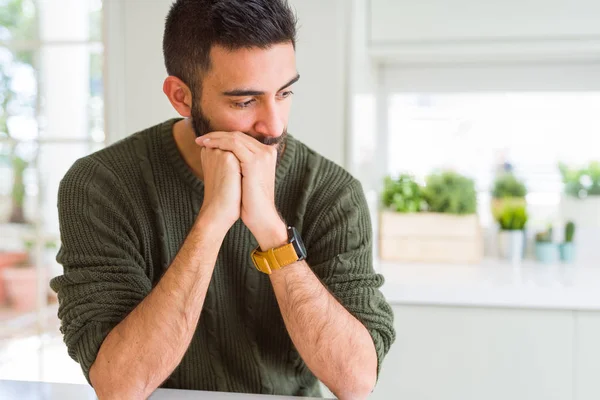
[558,161,600,228]
[534,225,557,264]
[559,221,576,263]
[491,172,527,220]
[0,250,29,305]
[2,239,58,312]
[381,174,424,213]
[496,204,528,263]
[379,171,483,264]
[422,170,478,215]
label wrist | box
[251,215,288,251]
[196,206,234,239]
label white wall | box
[287,0,349,166]
[105,0,351,167]
[370,0,600,43]
[104,0,178,142]
[368,0,600,64]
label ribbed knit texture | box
[50,118,396,396]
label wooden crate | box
[379,211,483,264]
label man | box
[50,0,395,399]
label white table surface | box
[378,258,600,310]
[0,380,326,400]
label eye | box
[234,99,256,109]
[278,90,294,100]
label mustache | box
[256,130,287,146]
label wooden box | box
[379,211,483,264]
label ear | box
[163,76,193,117]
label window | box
[0,0,104,342]
[361,62,600,228]
[387,92,600,226]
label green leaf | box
[422,171,477,214]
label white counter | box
[378,259,600,310]
[0,380,325,400]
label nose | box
[253,99,284,139]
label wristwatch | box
[251,226,307,274]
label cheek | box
[204,103,255,132]
[219,110,256,132]
[281,100,292,119]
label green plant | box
[492,172,527,199]
[564,221,575,243]
[9,155,28,223]
[559,161,600,198]
[381,174,424,213]
[0,0,36,224]
[497,204,528,230]
[535,226,553,243]
[422,171,477,215]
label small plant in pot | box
[491,172,527,220]
[534,225,558,264]
[496,204,528,263]
[559,221,576,263]
[2,239,58,312]
[381,174,424,213]
[379,171,482,264]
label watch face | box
[288,226,307,260]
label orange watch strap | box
[251,243,299,274]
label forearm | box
[270,262,378,400]
[90,211,224,399]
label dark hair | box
[163,0,298,92]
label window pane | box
[89,50,104,142]
[0,0,37,42]
[1,48,38,223]
[89,0,102,42]
[0,48,37,140]
[38,0,100,42]
[38,44,103,139]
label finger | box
[196,135,254,163]
[197,131,265,152]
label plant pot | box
[535,243,558,264]
[379,211,483,264]
[498,230,525,263]
[2,266,38,312]
[0,252,29,306]
[559,242,576,263]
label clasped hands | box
[195,132,287,250]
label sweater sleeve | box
[304,178,396,380]
[49,157,152,385]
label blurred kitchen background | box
[0,1,599,399]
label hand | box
[196,132,287,249]
[198,147,242,234]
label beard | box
[191,99,288,162]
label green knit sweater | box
[50,118,395,397]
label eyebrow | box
[222,74,300,97]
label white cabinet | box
[575,312,600,400]
[371,305,573,400]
